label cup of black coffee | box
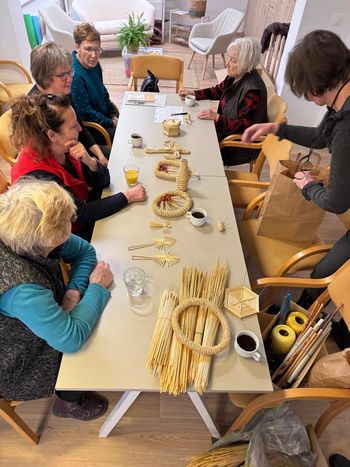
[186,208,207,227]
[234,330,262,361]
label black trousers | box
[221,146,260,166]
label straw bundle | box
[147,290,178,374]
[187,444,248,467]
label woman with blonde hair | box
[0,179,113,419]
[10,93,146,241]
[179,36,267,165]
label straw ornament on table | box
[154,158,199,182]
[148,219,172,230]
[153,190,192,218]
[128,236,177,251]
[145,140,190,160]
[132,250,180,267]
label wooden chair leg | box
[212,54,215,69]
[222,53,226,67]
[188,51,196,69]
[314,400,350,438]
[0,400,39,445]
[201,55,209,80]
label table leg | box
[187,392,221,439]
[99,390,141,438]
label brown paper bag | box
[257,158,328,243]
[305,348,350,388]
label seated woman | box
[30,41,109,167]
[10,94,146,242]
[179,37,267,166]
[0,179,113,420]
[71,22,119,143]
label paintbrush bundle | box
[186,444,248,467]
[272,302,343,388]
[146,263,229,395]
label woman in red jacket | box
[10,93,146,241]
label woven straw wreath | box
[171,298,231,355]
[152,190,192,218]
[154,160,181,181]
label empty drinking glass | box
[123,267,145,297]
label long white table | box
[56,93,272,438]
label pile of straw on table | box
[147,263,229,395]
[186,443,248,467]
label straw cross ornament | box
[132,250,180,267]
[145,140,190,160]
[128,236,177,251]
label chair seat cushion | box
[239,218,326,277]
[226,170,264,209]
[190,37,213,52]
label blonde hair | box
[0,179,76,255]
[227,37,261,75]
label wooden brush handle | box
[128,243,153,251]
[132,255,154,260]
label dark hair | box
[30,42,72,89]
[10,94,71,157]
[73,22,100,45]
[285,30,350,98]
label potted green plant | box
[116,13,148,53]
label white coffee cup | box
[185,95,196,107]
[128,133,143,148]
[186,208,207,227]
[234,330,262,362]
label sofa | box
[72,0,155,48]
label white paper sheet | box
[154,106,186,123]
[123,92,167,107]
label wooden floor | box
[1,42,350,465]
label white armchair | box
[72,0,155,49]
[38,5,78,52]
[188,8,245,79]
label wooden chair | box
[83,121,112,149]
[0,399,39,444]
[0,61,33,113]
[224,134,292,209]
[128,55,184,93]
[227,260,350,437]
[0,110,17,166]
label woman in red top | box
[10,94,146,241]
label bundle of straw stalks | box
[186,444,248,467]
[146,262,229,395]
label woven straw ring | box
[171,298,231,355]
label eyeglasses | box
[82,47,103,55]
[53,69,75,80]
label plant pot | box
[189,0,207,18]
[126,46,139,54]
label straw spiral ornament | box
[153,190,192,218]
[171,298,231,355]
[154,160,181,180]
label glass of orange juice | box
[123,164,139,186]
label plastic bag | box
[140,69,159,92]
[213,404,315,467]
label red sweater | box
[11,146,89,201]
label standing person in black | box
[30,42,110,167]
[243,30,350,349]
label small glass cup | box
[123,267,145,297]
[123,164,139,186]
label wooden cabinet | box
[169,9,209,45]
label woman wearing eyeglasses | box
[71,23,119,142]
[10,94,146,242]
[243,30,350,349]
[30,42,109,167]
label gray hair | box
[227,37,261,75]
[30,42,72,89]
[0,178,75,256]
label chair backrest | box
[0,169,9,193]
[264,33,287,82]
[38,5,76,51]
[0,110,17,166]
[267,93,287,124]
[253,133,292,179]
[327,259,350,331]
[212,8,245,36]
[130,55,184,92]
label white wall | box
[276,0,350,126]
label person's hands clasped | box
[124,184,146,203]
[242,122,280,143]
[178,88,195,100]
[293,170,315,189]
[89,261,114,289]
[197,108,219,122]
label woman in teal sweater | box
[0,179,113,420]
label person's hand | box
[124,184,146,203]
[66,140,98,171]
[61,289,81,313]
[197,108,219,122]
[293,171,315,189]
[178,88,195,100]
[98,154,109,167]
[241,123,279,143]
[112,116,118,127]
[89,261,113,289]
